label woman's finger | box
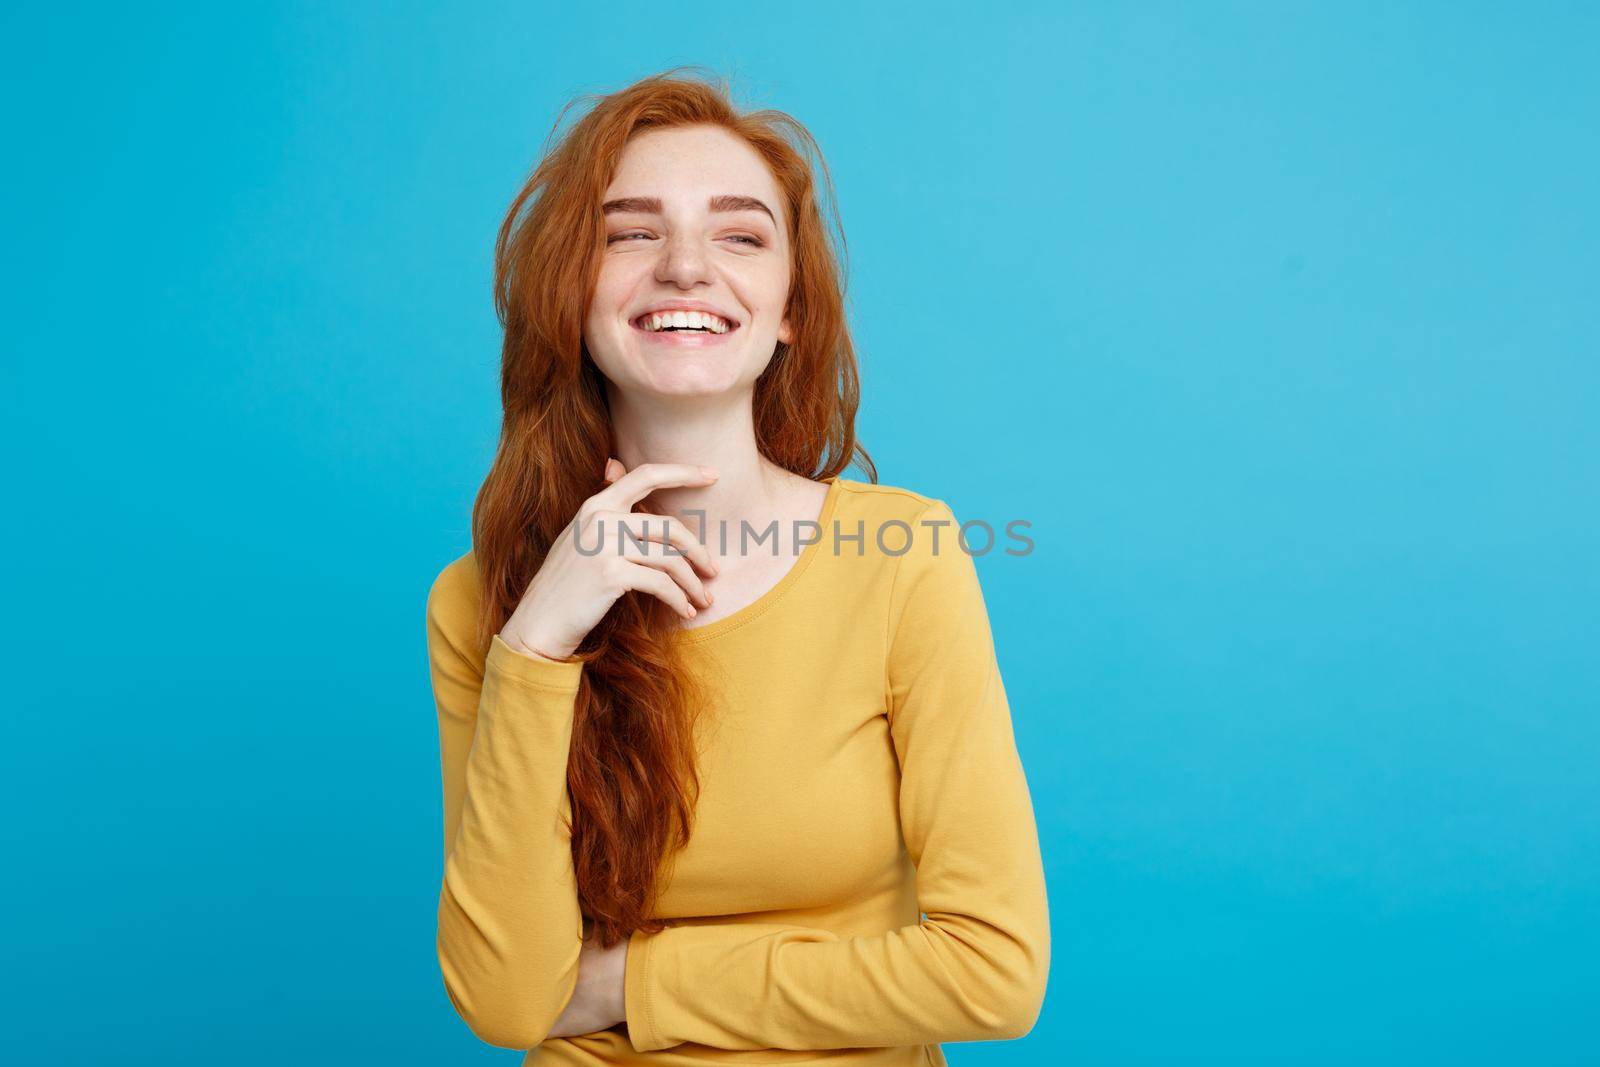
[597,508,718,578]
[618,537,711,608]
[614,557,698,619]
[592,460,718,513]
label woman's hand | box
[500,458,721,661]
[547,920,630,1038]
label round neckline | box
[677,475,846,644]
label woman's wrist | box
[500,629,576,662]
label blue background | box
[5,2,1596,1064]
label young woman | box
[424,68,1050,1064]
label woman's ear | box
[777,315,795,345]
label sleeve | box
[622,499,1051,1052]
[425,560,590,1050]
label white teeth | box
[639,309,732,334]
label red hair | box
[469,67,876,948]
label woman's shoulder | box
[425,549,484,659]
[832,475,950,524]
[831,477,968,561]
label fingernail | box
[700,466,719,478]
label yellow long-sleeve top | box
[424,476,1051,1065]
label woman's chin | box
[642,379,745,401]
[632,365,758,399]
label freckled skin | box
[583,124,796,404]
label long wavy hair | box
[469,67,876,948]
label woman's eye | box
[607,232,763,247]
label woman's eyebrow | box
[601,195,776,225]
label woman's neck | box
[607,393,814,562]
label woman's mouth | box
[631,309,740,346]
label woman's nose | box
[654,232,714,286]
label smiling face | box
[583,124,795,402]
